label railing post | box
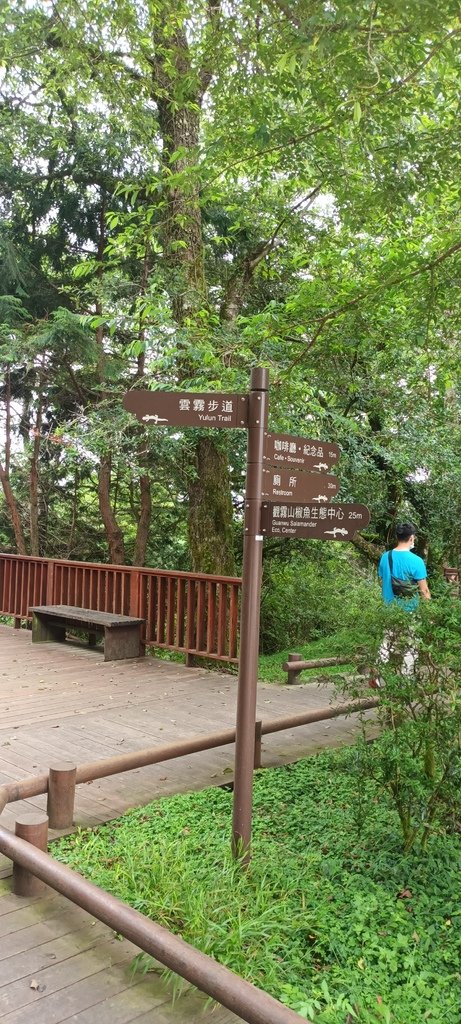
[13,813,49,897]
[254,720,262,769]
[47,762,77,829]
[286,653,303,685]
[186,579,196,663]
[46,559,55,604]
[129,570,140,617]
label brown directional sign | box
[123,390,248,428]
[262,467,339,502]
[263,432,340,472]
[261,502,370,540]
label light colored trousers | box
[379,629,417,677]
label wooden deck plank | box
[0,906,102,960]
[0,937,136,1013]
[57,982,173,1024]
[0,965,160,1024]
[0,897,66,937]
[0,883,245,1024]
[0,933,129,995]
[0,921,111,980]
[129,1000,244,1024]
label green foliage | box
[336,599,461,852]
[1,0,461,574]
[260,546,380,653]
[54,746,461,1023]
[258,633,355,684]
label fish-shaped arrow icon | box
[324,527,349,537]
[313,462,329,471]
[312,495,329,503]
[142,414,169,423]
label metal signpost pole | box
[232,367,268,861]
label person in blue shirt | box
[369,522,430,688]
[378,522,431,609]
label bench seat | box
[29,605,145,662]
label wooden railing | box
[0,553,241,664]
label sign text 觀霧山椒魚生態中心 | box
[260,501,370,540]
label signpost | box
[261,467,339,502]
[123,372,370,863]
[231,368,268,861]
[123,390,248,429]
[261,502,370,540]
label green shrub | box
[260,546,379,652]
[336,598,461,853]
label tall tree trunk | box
[5,369,11,476]
[133,474,152,566]
[351,533,381,564]
[1,367,27,553]
[29,396,43,556]
[132,245,152,567]
[66,468,79,558]
[188,438,236,575]
[152,10,235,575]
[0,461,27,554]
[98,455,126,564]
[94,193,128,564]
[444,335,459,424]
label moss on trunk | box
[188,437,236,575]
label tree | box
[1,0,460,577]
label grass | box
[258,630,356,683]
[147,630,356,685]
[54,746,461,1023]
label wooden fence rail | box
[0,553,241,664]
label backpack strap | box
[388,550,393,574]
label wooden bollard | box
[47,762,77,830]
[13,813,49,897]
[286,653,303,685]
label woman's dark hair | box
[395,522,416,542]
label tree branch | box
[380,26,461,101]
[199,0,222,98]
[220,184,325,321]
[284,236,461,372]
[350,532,382,564]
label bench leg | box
[32,614,66,644]
[103,625,143,662]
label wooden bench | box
[29,605,145,662]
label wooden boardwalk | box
[0,880,241,1023]
[0,624,374,1022]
